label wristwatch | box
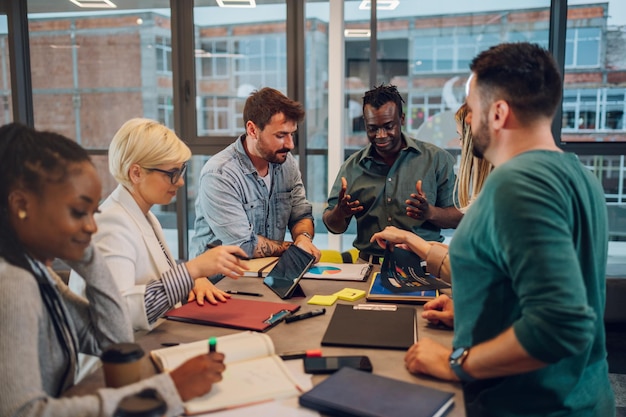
[449,347,476,382]
[299,232,313,241]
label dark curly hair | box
[0,123,91,271]
[362,84,405,117]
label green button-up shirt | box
[325,134,457,256]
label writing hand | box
[170,352,226,402]
[422,294,454,328]
[406,180,431,221]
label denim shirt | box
[191,135,313,258]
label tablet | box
[263,244,316,299]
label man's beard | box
[262,148,290,164]
[471,114,490,159]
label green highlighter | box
[208,337,217,354]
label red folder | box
[164,298,301,332]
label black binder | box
[321,303,417,350]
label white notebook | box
[151,332,302,415]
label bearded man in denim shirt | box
[191,87,320,263]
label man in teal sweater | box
[401,42,615,416]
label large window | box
[156,35,172,74]
[565,27,601,68]
[186,0,288,248]
[9,0,626,265]
[563,89,626,132]
[26,1,178,255]
[198,39,229,79]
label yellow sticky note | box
[334,288,366,302]
[307,294,338,306]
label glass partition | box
[26,0,177,254]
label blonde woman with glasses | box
[70,118,248,332]
[370,103,493,285]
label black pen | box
[285,308,326,323]
[206,240,250,261]
[226,290,263,297]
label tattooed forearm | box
[254,236,291,257]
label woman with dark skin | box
[0,123,224,417]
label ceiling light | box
[216,0,256,8]
[344,29,371,38]
[358,0,400,11]
[69,0,117,8]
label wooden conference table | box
[68,267,466,416]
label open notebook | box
[151,332,303,415]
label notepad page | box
[151,331,275,372]
[184,355,302,415]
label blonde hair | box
[453,103,493,211]
[109,118,191,188]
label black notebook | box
[321,303,417,350]
[299,367,455,417]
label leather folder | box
[164,297,300,332]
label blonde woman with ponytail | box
[454,102,493,212]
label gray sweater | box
[0,246,184,417]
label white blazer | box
[69,185,176,331]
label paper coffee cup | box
[101,343,145,388]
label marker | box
[208,337,217,354]
[226,290,262,297]
[284,308,326,323]
[206,240,250,261]
[279,349,323,360]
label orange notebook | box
[164,297,300,332]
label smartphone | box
[303,356,373,374]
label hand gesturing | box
[336,177,364,218]
[406,180,431,221]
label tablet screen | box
[263,245,315,298]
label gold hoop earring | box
[18,210,27,220]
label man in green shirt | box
[400,42,615,416]
[323,84,462,262]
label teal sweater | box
[450,151,615,417]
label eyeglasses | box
[365,122,397,136]
[144,162,187,184]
